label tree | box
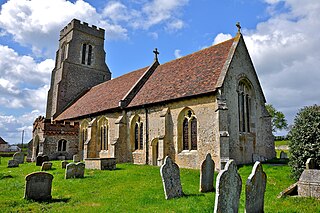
[266,104,288,132]
[288,105,320,180]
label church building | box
[32,19,275,170]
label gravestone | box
[73,154,80,163]
[8,159,19,168]
[245,161,267,213]
[36,155,49,166]
[41,162,53,171]
[61,160,69,169]
[13,152,24,164]
[306,158,316,169]
[24,172,53,201]
[200,153,215,192]
[214,159,242,213]
[65,162,85,179]
[280,151,288,159]
[160,156,183,199]
[298,169,320,198]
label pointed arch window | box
[132,117,143,151]
[98,117,109,151]
[238,80,252,133]
[81,43,93,65]
[181,110,198,151]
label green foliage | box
[288,105,320,180]
[1,158,320,212]
[266,104,288,132]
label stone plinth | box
[85,158,116,170]
[298,169,320,198]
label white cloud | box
[0,0,128,57]
[0,110,40,144]
[0,45,53,109]
[102,0,188,31]
[213,33,232,45]
[174,49,182,58]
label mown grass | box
[0,157,319,212]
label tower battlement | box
[60,19,105,40]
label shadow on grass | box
[29,197,71,204]
[183,193,206,198]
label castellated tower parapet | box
[46,19,111,120]
[59,19,105,40]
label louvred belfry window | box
[81,43,93,65]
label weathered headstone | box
[214,159,242,213]
[73,154,80,163]
[65,162,85,179]
[24,172,53,201]
[306,158,316,170]
[298,169,320,198]
[61,160,69,169]
[13,152,25,164]
[41,161,53,171]
[75,162,85,178]
[280,151,288,159]
[36,155,49,166]
[200,153,215,192]
[245,161,267,213]
[7,159,19,168]
[160,156,183,199]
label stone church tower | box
[46,19,111,119]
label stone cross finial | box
[153,48,159,61]
[236,22,241,33]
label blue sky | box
[0,0,319,144]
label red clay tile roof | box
[56,67,148,120]
[56,36,237,120]
[128,37,235,107]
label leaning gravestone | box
[280,151,288,159]
[65,162,85,179]
[200,153,215,192]
[245,161,267,213]
[24,172,53,201]
[8,159,19,168]
[61,160,69,169]
[36,155,49,166]
[306,158,316,170]
[160,156,183,199]
[214,159,242,213]
[73,154,80,163]
[41,161,53,171]
[13,152,25,164]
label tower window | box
[81,43,93,65]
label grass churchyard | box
[0,157,319,212]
